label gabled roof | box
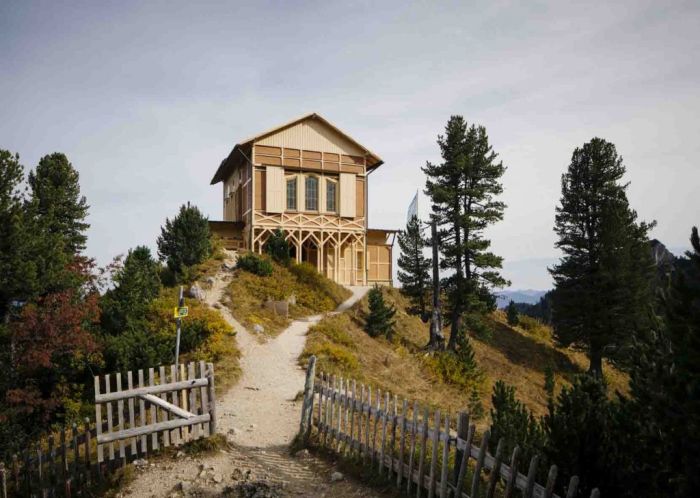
[210,113,384,184]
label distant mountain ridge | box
[496,289,547,308]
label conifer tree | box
[364,285,396,340]
[628,226,700,497]
[550,138,654,377]
[397,215,431,316]
[0,151,36,319]
[28,153,89,255]
[506,300,519,326]
[157,202,211,276]
[101,246,162,334]
[423,116,508,350]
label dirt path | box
[122,254,374,497]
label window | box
[305,176,318,211]
[326,179,337,212]
[286,177,297,210]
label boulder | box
[253,324,265,334]
[189,284,206,301]
[330,471,344,482]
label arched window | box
[305,176,319,211]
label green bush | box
[490,380,546,469]
[264,229,291,265]
[236,252,273,276]
[425,334,483,389]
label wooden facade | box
[210,113,395,285]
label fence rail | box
[0,361,217,497]
[298,356,600,498]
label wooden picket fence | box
[0,361,216,497]
[298,356,600,498]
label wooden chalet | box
[209,113,395,286]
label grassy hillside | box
[225,256,352,337]
[300,287,628,427]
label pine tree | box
[397,215,431,316]
[157,203,211,276]
[506,300,519,326]
[550,138,654,377]
[0,151,37,320]
[28,153,89,255]
[423,116,508,350]
[364,285,396,340]
[627,226,700,497]
[101,246,162,334]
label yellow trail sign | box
[173,306,189,319]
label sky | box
[1,0,698,290]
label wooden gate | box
[94,361,216,467]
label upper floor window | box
[286,177,297,210]
[326,179,337,212]
[305,176,319,211]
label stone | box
[253,324,264,334]
[228,427,238,436]
[189,284,206,301]
[330,471,344,482]
[205,276,216,285]
[133,458,148,467]
[223,261,236,271]
[176,451,185,458]
[176,481,192,493]
[213,302,222,309]
[287,294,297,305]
[198,470,207,479]
[213,473,223,483]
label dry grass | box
[225,256,351,337]
[301,287,629,429]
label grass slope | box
[300,287,628,428]
[225,256,352,337]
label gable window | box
[326,179,337,212]
[305,176,318,211]
[286,177,297,210]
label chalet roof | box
[210,113,384,184]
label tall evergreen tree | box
[397,215,431,316]
[0,151,36,320]
[423,116,508,350]
[28,153,89,255]
[157,202,211,276]
[627,226,700,497]
[549,138,654,377]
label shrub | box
[490,380,546,469]
[506,300,519,326]
[289,262,349,306]
[424,333,482,389]
[157,203,211,277]
[264,229,291,265]
[236,252,273,276]
[365,285,396,340]
[304,342,360,376]
[309,314,355,348]
[518,314,553,341]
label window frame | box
[325,177,338,213]
[285,175,298,211]
[305,174,319,212]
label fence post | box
[0,462,7,498]
[299,355,317,444]
[207,363,217,435]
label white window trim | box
[285,174,298,212]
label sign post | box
[174,285,185,373]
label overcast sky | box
[1,0,698,290]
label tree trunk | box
[588,345,603,379]
[447,310,461,351]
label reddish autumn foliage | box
[6,286,102,422]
